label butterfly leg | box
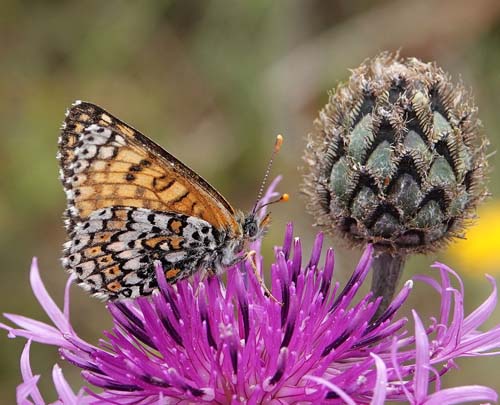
[245,251,282,305]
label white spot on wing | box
[90,208,113,220]
[70,234,90,253]
[131,209,150,223]
[98,146,116,159]
[113,135,126,145]
[153,214,172,228]
[78,261,96,278]
[76,144,97,159]
[131,222,153,232]
[126,286,141,298]
[68,205,79,216]
[85,274,103,288]
[122,272,143,285]
[93,291,110,300]
[123,257,143,270]
[107,242,127,252]
[117,250,137,260]
[78,281,92,291]
[83,220,104,234]
[68,253,82,266]
[83,129,111,145]
[117,231,141,242]
[72,159,89,174]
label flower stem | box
[371,251,406,318]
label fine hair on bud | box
[302,52,489,256]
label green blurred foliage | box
[0,0,499,402]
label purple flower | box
[2,224,500,404]
[2,174,500,405]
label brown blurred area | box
[1,0,499,402]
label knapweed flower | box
[303,52,489,255]
[302,52,490,307]
[2,224,500,404]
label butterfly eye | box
[243,217,259,239]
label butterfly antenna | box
[257,193,289,212]
[252,134,283,213]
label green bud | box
[303,52,489,255]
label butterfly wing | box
[58,101,240,235]
[64,206,221,299]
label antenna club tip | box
[274,134,284,152]
[281,193,289,202]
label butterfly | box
[58,101,284,300]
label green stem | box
[371,251,406,319]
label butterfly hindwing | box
[62,207,221,299]
[58,101,240,235]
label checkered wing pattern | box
[58,101,242,299]
[63,207,220,299]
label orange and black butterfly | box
[58,101,284,300]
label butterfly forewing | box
[58,101,245,299]
[59,101,240,233]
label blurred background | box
[1,0,499,402]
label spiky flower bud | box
[303,52,489,255]
[302,53,489,312]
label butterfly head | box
[242,212,267,242]
[242,193,288,242]
[242,213,261,241]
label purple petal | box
[370,353,387,405]
[3,314,68,346]
[280,223,293,259]
[16,376,40,405]
[308,232,324,269]
[425,385,498,405]
[413,310,430,402]
[304,376,357,405]
[29,258,71,334]
[19,340,44,405]
[463,275,497,333]
[63,274,76,320]
[52,364,77,403]
[438,328,500,361]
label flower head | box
[3,224,500,404]
[303,52,489,255]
